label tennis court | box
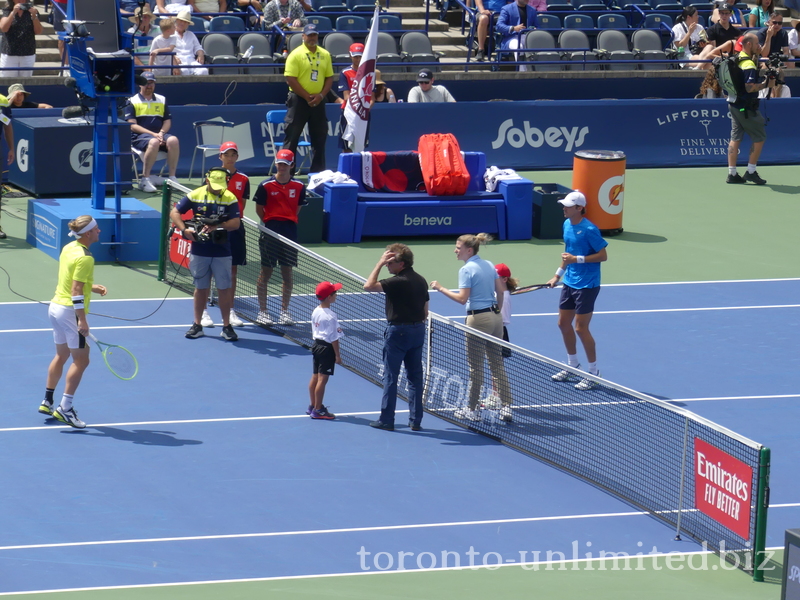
[0,165,798,599]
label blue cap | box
[142,71,156,81]
[303,24,318,35]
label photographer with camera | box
[0,0,43,78]
[170,168,242,341]
[725,33,775,186]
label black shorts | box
[259,220,298,268]
[559,285,601,315]
[131,132,176,153]
[229,225,247,266]
[312,340,336,375]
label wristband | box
[71,295,85,305]
[577,255,585,264]
[555,268,565,278]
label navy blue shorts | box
[131,132,176,152]
[312,340,336,375]
[229,225,247,266]
[559,285,601,315]
[259,220,298,268]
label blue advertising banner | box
[12,99,799,192]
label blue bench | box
[321,152,533,243]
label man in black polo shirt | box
[757,13,790,58]
[363,244,429,432]
[699,3,741,62]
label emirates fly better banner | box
[694,438,754,540]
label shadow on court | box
[612,231,668,244]
[63,426,203,447]
[767,184,800,195]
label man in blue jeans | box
[363,244,429,431]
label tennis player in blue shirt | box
[547,191,608,390]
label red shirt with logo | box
[227,170,250,215]
[253,176,307,224]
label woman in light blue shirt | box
[430,233,512,424]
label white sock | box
[60,393,74,411]
[567,354,580,367]
[747,163,757,174]
[588,362,599,375]
[728,167,737,176]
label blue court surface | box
[1,278,798,594]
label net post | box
[752,446,771,582]
[673,416,690,541]
[422,314,433,406]
[157,183,172,282]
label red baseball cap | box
[316,281,343,300]
[275,149,295,164]
[495,263,511,278]
[734,35,743,52]
[350,43,364,56]
[220,141,238,153]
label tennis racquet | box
[511,283,553,295]
[88,334,139,380]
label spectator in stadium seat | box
[496,0,539,70]
[697,4,739,65]
[371,70,396,104]
[711,0,745,28]
[195,0,226,26]
[790,19,800,59]
[407,69,456,102]
[128,5,162,67]
[262,0,308,30]
[757,13,790,58]
[173,9,209,75]
[748,0,776,28]
[671,7,708,69]
[758,69,791,98]
[696,69,723,98]
[150,18,179,74]
[7,83,52,109]
[469,0,509,62]
[155,0,196,14]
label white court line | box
[1,505,797,553]
[0,410,401,433]
[0,324,190,334]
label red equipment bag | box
[418,133,471,196]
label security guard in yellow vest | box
[0,93,13,239]
[124,71,181,193]
[283,24,334,173]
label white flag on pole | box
[341,5,380,153]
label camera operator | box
[757,13,790,58]
[170,168,242,341]
[726,32,775,186]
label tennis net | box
[158,180,770,579]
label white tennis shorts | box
[48,303,86,349]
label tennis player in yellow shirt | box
[41,216,107,429]
[283,23,334,173]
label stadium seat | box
[620,1,651,8]
[654,2,684,10]
[546,3,575,11]
[238,32,272,57]
[524,30,563,71]
[202,32,237,62]
[313,0,345,10]
[336,15,368,31]
[596,29,635,70]
[536,13,562,29]
[209,16,244,34]
[644,13,673,28]
[563,13,594,29]
[307,15,334,34]
[631,28,668,69]
[372,14,403,32]
[323,31,355,62]
[245,55,278,74]
[400,31,443,68]
[596,13,628,28]
[189,16,207,34]
[558,29,600,70]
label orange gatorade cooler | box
[572,150,626,236]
